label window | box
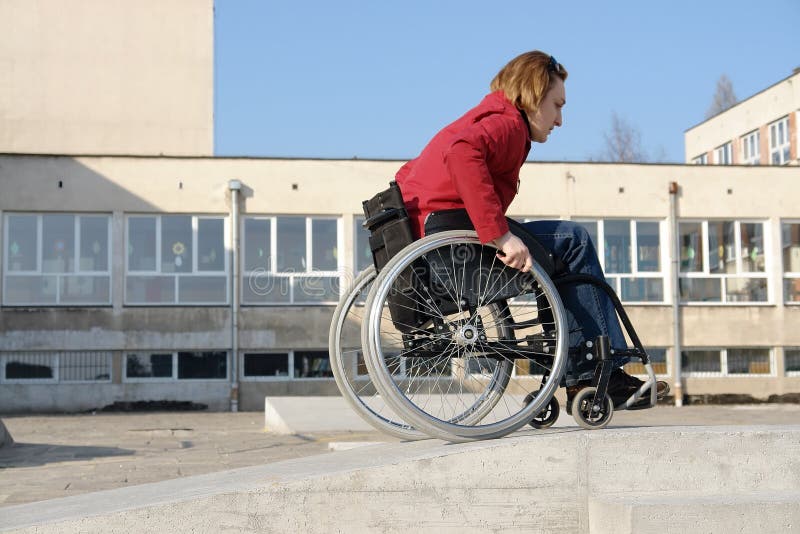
[714,142,732,165]
[692,154,708,165]
[125,215,228,305]
[243,353,290,379]
[124,351,227,381]
[741,130,760,165]
[354,216,373,272]
[679,220,768,303]
[681,348,771,376]
[242,216,341,304]
[4,214,111,305]
[1,351,111,382]
[769,116,790,165]
[782,222,800,304]
[241,350,334,380]
[575,219,665,302]
[623,348,668,376]
[786,348,800,376]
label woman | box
[395,50,668,406]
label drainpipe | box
[669,181,683,407]
[229,179,242,412]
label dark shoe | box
[608,368,669,406]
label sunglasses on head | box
[548,55,563,74]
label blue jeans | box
[520,220,628,383]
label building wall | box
[1,155,799,411]
[0,0,213,156]
[684,71,800,165]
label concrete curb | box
[2,425,799,533]
[0,419,12,448]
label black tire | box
[571,387,613,430]
[525,394,560,429]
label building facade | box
[0,156,798,411]
[684,70,799,166]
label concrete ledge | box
[0,419,12,448]
[2,425,799,533]
[263,396,376,434]
[589,491,800,534]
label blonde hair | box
[490,51,568,113]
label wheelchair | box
[329,182,661,443]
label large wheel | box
[362,230,569,442]
[329,267,425,440]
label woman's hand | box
[491,231,533,272]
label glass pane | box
[782,223,800,272]
[128,217,156,271]
[242,274,291,303]
[178,276,227,303]
[604,220,631,273]
[61,352,111,381]
[243,353,290,377]
[79,216,109,272]
[293,350,333,378]
[786,349,800,373]
[740,223,765,273]
[277,217,306,272]
[725,277,767,303]
[621,278,663,302]
[636,222,660,272]
[624,348,667,375]
[7,215,38,271]
[161,216,192,273]
[178,351,227,379]
[311,219,337,271]
[679,277,721,302]
[727,348,770,375]
[4,275,58,304]
[785,278,800,303]
[679,222,702,272]
[126,276,175,304]
[681,350,721,373]
[60,275,111,304]
[42,214,74,273]
[197,219,225,272]
[5,354,55,379]
[292,276,339,303]
[354,217,373,272]
[126,353,173,378]
[244,219,270,271]
[708,221,735,274]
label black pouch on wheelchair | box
[362,181,418,332]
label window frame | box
[782,220,800,305]
[240,350,334,380]
[124,214,229,306]
[769,116,790,165]
[714,142,732,165]
[3,213,113,306]
[123,351,229,382]
[678,219,771,305]
[1,351,112,384]
[785,347,800,377]
[573,218,668,304]
[740,130,760,165]
[680,347,774,378]
[692,154,708,165]
[241,215,343,305]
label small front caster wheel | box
[571,387,613,430]
[524,394,560,429]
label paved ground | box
[1,404,799,507]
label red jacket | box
[395,91,531,243]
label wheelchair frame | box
[328,184,660,442]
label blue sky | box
[214,0,799,163]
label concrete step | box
[589,491,800,534]
[2,425,798,533]
[0,419,12,448]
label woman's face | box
[528,77,565,143]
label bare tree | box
[601,112,648,163]
[705,74,738,119]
